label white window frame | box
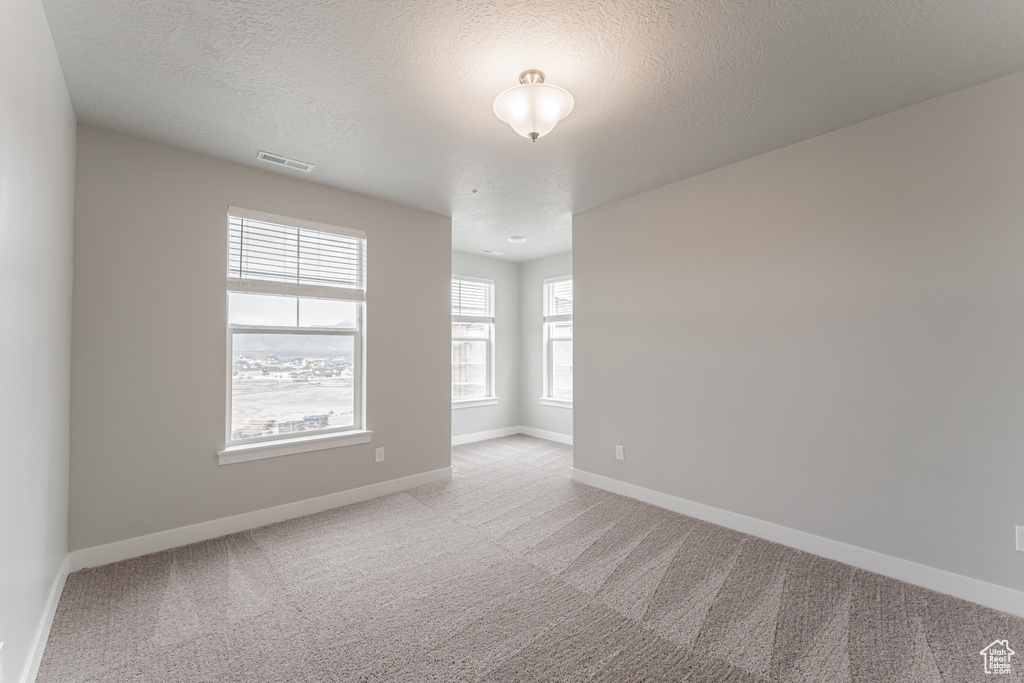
[541,276,572,407]
[452,276,497,408]
[218,207,370,464]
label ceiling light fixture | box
[493,70,574,142]
[507,235,527,244]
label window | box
[543,277,572,404]
[452,277,496,405]
[225,207,365,447]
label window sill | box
[217,429,373,465]
[452,397,499,409]
[540,398,573,408]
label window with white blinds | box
[543,277,572,321]
[225,207,366,448]
[228,207,365,300]
[452,277,494,319]
[542,277,572,403]
[452,277,495,402]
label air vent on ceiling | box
[257,150,314,173]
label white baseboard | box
[451,426,521,446]
[452,425,573,446]
[519,426,573,445]
[69,467,452,571]
[571,468,1024,618]
[22,554,70,683]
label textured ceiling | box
[42,0,1024,261]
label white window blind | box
[542,276,572,402]
[543,277,572,321]
[228,210,365,301]
[452,278,495,319]
[225,208,366,448]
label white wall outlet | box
[615,445,624,460]
[1016,525,1024,552]
[375,447,385,463]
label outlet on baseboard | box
[375,447,385,463]
[615,445,624,460]
[1016,526,1024,552]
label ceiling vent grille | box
[257,150,314,173]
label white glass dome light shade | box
[493,75,574,142]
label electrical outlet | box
[375,447,385,463]
[615,445,624,460]
[1016,526,1024,552]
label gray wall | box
[0,0,76,678]
[451,251,521,437]
[574,70,1024,592]
[70,126,451,550]
[520,252,573,437]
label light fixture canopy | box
[493,70,574,142]
[507,235,528,244]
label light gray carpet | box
[39,435,1024,682]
